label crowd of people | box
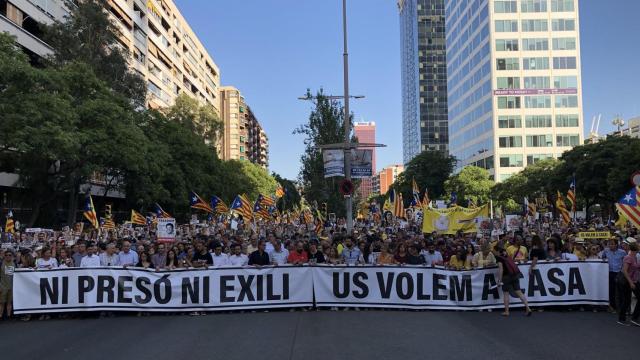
[0,214,639,325]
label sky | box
[175,0,640,180]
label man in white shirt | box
[100,243,120,266]
[211,243,230,267]
[421,242,443,267]
[117,240,138,267]
[80,244,101,267]
[228,244,249,266]
[268,239,289,265]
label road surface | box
[0,309,636,359]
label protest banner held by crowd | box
[1,186,639,327]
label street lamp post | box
[341,0,353,234]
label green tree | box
[391,150,457,205]
[165,94,223,146]
[294,89,352,217]
[444,166,494,205]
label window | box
[500,174,514,181]
[499,136,522,148]
[552,19,575,31]
[554,76,578,88]
[553,57,577,69]
[497,77,521,89]
[495,20,518,32]
[239,136,245,142]
[500,154,524,168]
[555,95,579,108]
[525,96,552,108]
[495,1,517,13]
[526,115,553,127]
[522,38,549,51]
[527,135,553,147]
[133,48,146,64]
[498,116,522,128]
[523,57,549,70]
[524,76,550,89]
[239,145,245,152]
[521,0,547,12]
[556,134,580,146]
[496,39,519,51]
[497,58,520,70]
[552,0,574,12]
[553,37,576,50]
[527,154,553,165]
[556,114,579,127]
[497,96,521,109]
[521,19,548,32]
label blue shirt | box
[341,247,361,265]
[602,248,626,272]
[117,250,139,266]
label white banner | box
[13,266,313,314]
[156,218,176,243]
[322,149,344,178]
[311,261,608,310]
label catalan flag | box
[258,194,276,207]
[83,195,99,229]
[154,203,171,218]
[131,210,147,226]
[102,205,115,230]
[302,210,313,225]
[524,197,536,217]
[315,218,324,235]
[190,191,213,213]
[422,187,431,209]
[567,177,576,212]
[556,191,571,224]
[275,185,285,199]
[253,199,271,220]
[230,194,253,220]
[615,186,640,229]
[411,179,422,208]
[4,210,15,234]
[210,196,229,214]
[391,189,404,218]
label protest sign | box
[156,218,176,243]
[577,231,610,239]
[422,206,489,234]
[311,262,608,310]
[13,266,313,314]
[350,149,373,178]
[322,150,344,178]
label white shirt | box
[228,254,249,266]
[36,257,58,269]
[80,254,101,267]
[561,252,579,261]
[421,250,443,266]
[211,253,230,267]
[268,248,289,265]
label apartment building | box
[378,165,405,195]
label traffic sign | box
[339,179,354,196]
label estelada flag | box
[211,196,230,214]
[83,195,99,229]
[616,186,640,229]
[231,194,253,220]
[556,191,571,224]
[131,210,147,226]
[154,203,171,218]
[4,210,15,234]
[189,191,213,213]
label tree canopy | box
[444,166,494,206]
[390,150,457,205]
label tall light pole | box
[341,0,354,234]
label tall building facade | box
[219,86,268,168]
[445,0,584,181]
[378,165,405,195]
[1,0,221,110]
[399,0,449,164]
[354,121,376,199]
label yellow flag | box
[422,205,489,234]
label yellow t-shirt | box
[337,243,344,255]
[449,255,472,270]
[507,245,528,261]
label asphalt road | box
[0,309,636,360]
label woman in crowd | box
[449,246,472,270]
[326,247,343,265]
[35,247,58,270]
[136,252,152,269]
[546,238,561,260]
[166,249,179,270]
[493,246,532,317]
[616,242,640,326]
[57,248,74,268]
[394,243,408,264]
[573,240,587,261]
[561,241,579,261]
[529,236,547,276]
[472,243,496,268]
[376,243,396,265]
[19,250,35,269]
[586,244,601,260]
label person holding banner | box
[602,238,626,312]
[616,242,640,326]
[494,246,532,317]
[0,250,15,319]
